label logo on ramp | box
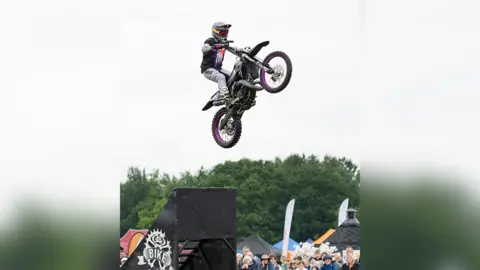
[137,229,172,270]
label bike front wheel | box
[211,107,242,149]
[259,51,293,94]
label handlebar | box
[223,41,252,58]
[226,46,241,55]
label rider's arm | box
[201,38,216,53]
[201,43,213,53]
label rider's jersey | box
[201,37,226,73]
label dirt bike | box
[202,40,293,148]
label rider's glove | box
[214,43,228,49]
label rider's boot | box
[221,86,241,107]
[219,86,230,101]
[213,86,236,107]
[212,87,229,106]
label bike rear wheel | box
[211,107,242,148]
[259,51,293,94]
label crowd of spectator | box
[237,246,360,270]
[120,243,360,270]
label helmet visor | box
[213,27,228,37]
[218,29,228,38]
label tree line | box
[120,154,360,243]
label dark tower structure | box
[325,208,360,251]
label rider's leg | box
[220,68,231,80]
[220,69,231,85]
[203,68,229,101]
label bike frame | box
[218,41,273,130]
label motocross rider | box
[201,22,232,105]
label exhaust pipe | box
[237,80,263,91]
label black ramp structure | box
[121,188,236,270]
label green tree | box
[120,154,360,243]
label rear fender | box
[202,91,219,111]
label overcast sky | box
[0,0,479,218]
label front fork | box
[243,54,274,74]
[219,108,244,130]
[259,63,274,74]
[220,108,234,130]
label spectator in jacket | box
[239,247,251,266]
[296,261,306,270]
[238,247,250,268]
[258,254,275,270]
[242,247,251,257]
[311,249,322,262]
[288,260,296,270]
[341,254,359,270]
[310,252,323,269]
[344,247,358,263]
[280,256,289,270]
[321,255,338,270]
[304,258,312,270]
[241,255,257,270]
[321,253,327,261]
[333,252,343,269]
[269,253,281,270]
[309,250,323,269]
[247,251,260,265]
